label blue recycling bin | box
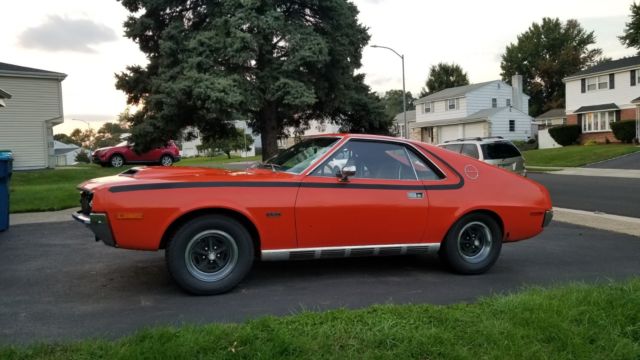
[0,150,13,232]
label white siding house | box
[564,55,640,143]
[411,75,532,144]
[0,62,67,170]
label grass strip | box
[523,144,640,167]
[2,279,640,359]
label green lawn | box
[2,279,640,359]
[9,155,260,213]
[523,144,640,167]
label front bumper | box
[72,211,116,247]
[542,210,554,228]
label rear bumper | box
[542,210,553,228]
[72,211,116,247]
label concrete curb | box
[10,207,80,226]
[552,207,640,238]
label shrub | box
[584,140,598,146]
[610,120,636,143]
[75,150,90,163]
[548,125,581,146]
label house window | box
[506,99,511,107]
[509,120,515,132]
[581,111,616,133]
[491,98,497,108]
[446,98,459,111]
[587,75,609,91]
[424,102,432,113]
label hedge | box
[610,120,636,143]
[549,124,581,146]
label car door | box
[295,139,430,248]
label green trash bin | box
[0,150,13,232]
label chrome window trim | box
[303,136,447,182]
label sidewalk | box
[10,207,80,226]
[529,166,640,179]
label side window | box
[311,141,419,180]
[406,150,442,180]
[441,144,462,153]
[460,144,480,159]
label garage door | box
[439,125,460,143]
[463,122,485,138]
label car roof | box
[437,137,515,146]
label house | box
[0,62,67,170]
[392,110,416,138]
[0,88,11,108]
[564,55,640,143]
[53,140,85,166]
[180,121,259,158]
[534,109,566,129]
[411,75,533,144]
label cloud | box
[18,15,117,53]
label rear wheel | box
[110,154,124,168]
[440,213,502,274]
[165,215,254,295]
[160,154,173,166]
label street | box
[528,172,640,218]
[1,220,639,344]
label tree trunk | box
[259,104,279,160]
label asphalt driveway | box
[1,220,639,344]
[584,150,640,169]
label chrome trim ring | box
[457,221,492,264]
[184,230,238,282]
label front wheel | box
[165,215,254,295]
[160,154,173,166]
[439,213,502,274]
[110,154,125,168]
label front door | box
[295,139,432,248]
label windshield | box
[262,137,340,174]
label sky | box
[0,0,635,134]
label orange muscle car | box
[73,134,553,295]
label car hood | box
[78,166,300,192]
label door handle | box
[407,192,424,199]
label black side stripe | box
[108,181,464,193]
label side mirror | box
[337,165,356,182]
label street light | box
[371,44,408,139]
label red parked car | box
[92,141,181,168]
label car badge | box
[464,165,479,180]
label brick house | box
[564,56,640,143]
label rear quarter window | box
[481,142,522,160]
[441,144,462,153]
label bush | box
[549,125,581,146]
[75,150,90,163]
[610,120,636,143]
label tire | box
[160,154,174,166]
[110,154,125,168]
[165,215,254,295]
[439,213,502,274]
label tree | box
[419,63,469,97]
[381,89,415,119]
[94,122,128,148]
[197,128,254,159]
[116,0,378,160]
[53,133,81,147]
[619,2,640,54]
[500,18,602,116]
[69,128,95,149]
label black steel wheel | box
[166,215,254,295]
[440,213,502,274]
